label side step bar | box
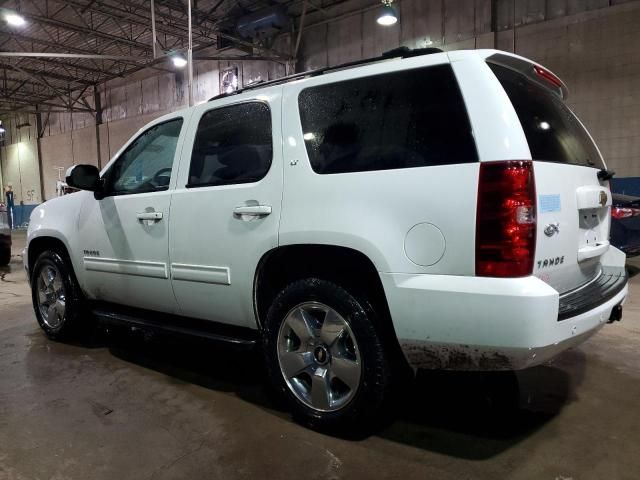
[91,302,259,348]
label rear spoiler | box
[485,52,569,100]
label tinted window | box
[489,63,603,169]
[104,118,183,195]
[298,64,477,174]
[188,102,272,187]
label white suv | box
[25,48,628,429]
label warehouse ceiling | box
[0,0,337,115]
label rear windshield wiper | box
[597,168,615,181]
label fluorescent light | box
[377,5,398,26]
[5,13,26,27]
[303,133,315,141]
[539,121,551,130]
[0,127,5,134]
[172,56,187,68]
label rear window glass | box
[488,63,603,169]
[298,64,478,174]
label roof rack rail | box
[207,46,444,102]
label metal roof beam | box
[1,75,68,93]
[19,10,154,53]
[0,52,124,78]
[0,52,147,62]
[4,63,74,108]
[194,55,285,62]
[0,62,95,86]
[0,31,102,55]
[62,0,198,41]
[0,108,86,114]
[118,0,289,58]
[0,96,93,112]
[0,51,283,63]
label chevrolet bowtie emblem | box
[599,191,608,207]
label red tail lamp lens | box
[476,161,537,277]
[612,207,640,219]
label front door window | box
[103,118,183,196]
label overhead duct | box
[236,6,289,40]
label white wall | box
[0,138,42,204]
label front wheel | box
[31,249,90,340]
[263,278,393,431]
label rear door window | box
[298,64,478,174]
[488,63,604,169]
[188,102,272,188]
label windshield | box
[488,62,604,169]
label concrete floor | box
[1,231,640,480]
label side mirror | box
[66,164,101,192]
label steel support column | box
[35,106,46,202]
[93,85,103,169]
[188,0,194,107]
[151,0,158,59]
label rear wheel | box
[31,249,90,340]
[263,278,392,431]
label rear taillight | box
[476,160,537,277]
[612,207,640,219]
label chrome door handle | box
[136,211,163,221]
[233,205,272,217]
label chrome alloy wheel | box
[277,302,362,412]
[36,265,66,329]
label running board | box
[91,302,258,348]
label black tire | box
[31,249,91,341]
[263,278,393,431]
[0,245,9,266]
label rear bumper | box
[381,250,628,371]
[558,267,626,320]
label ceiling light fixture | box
[377,1,398,26]
[5,13,26,27]
[172,55,187,68]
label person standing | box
[5,184,14,229]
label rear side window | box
[188,102,272,188]
[298,64,478,174]
[488,63,604,169]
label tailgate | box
[487,55,612,294]
[534,162,610,293]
